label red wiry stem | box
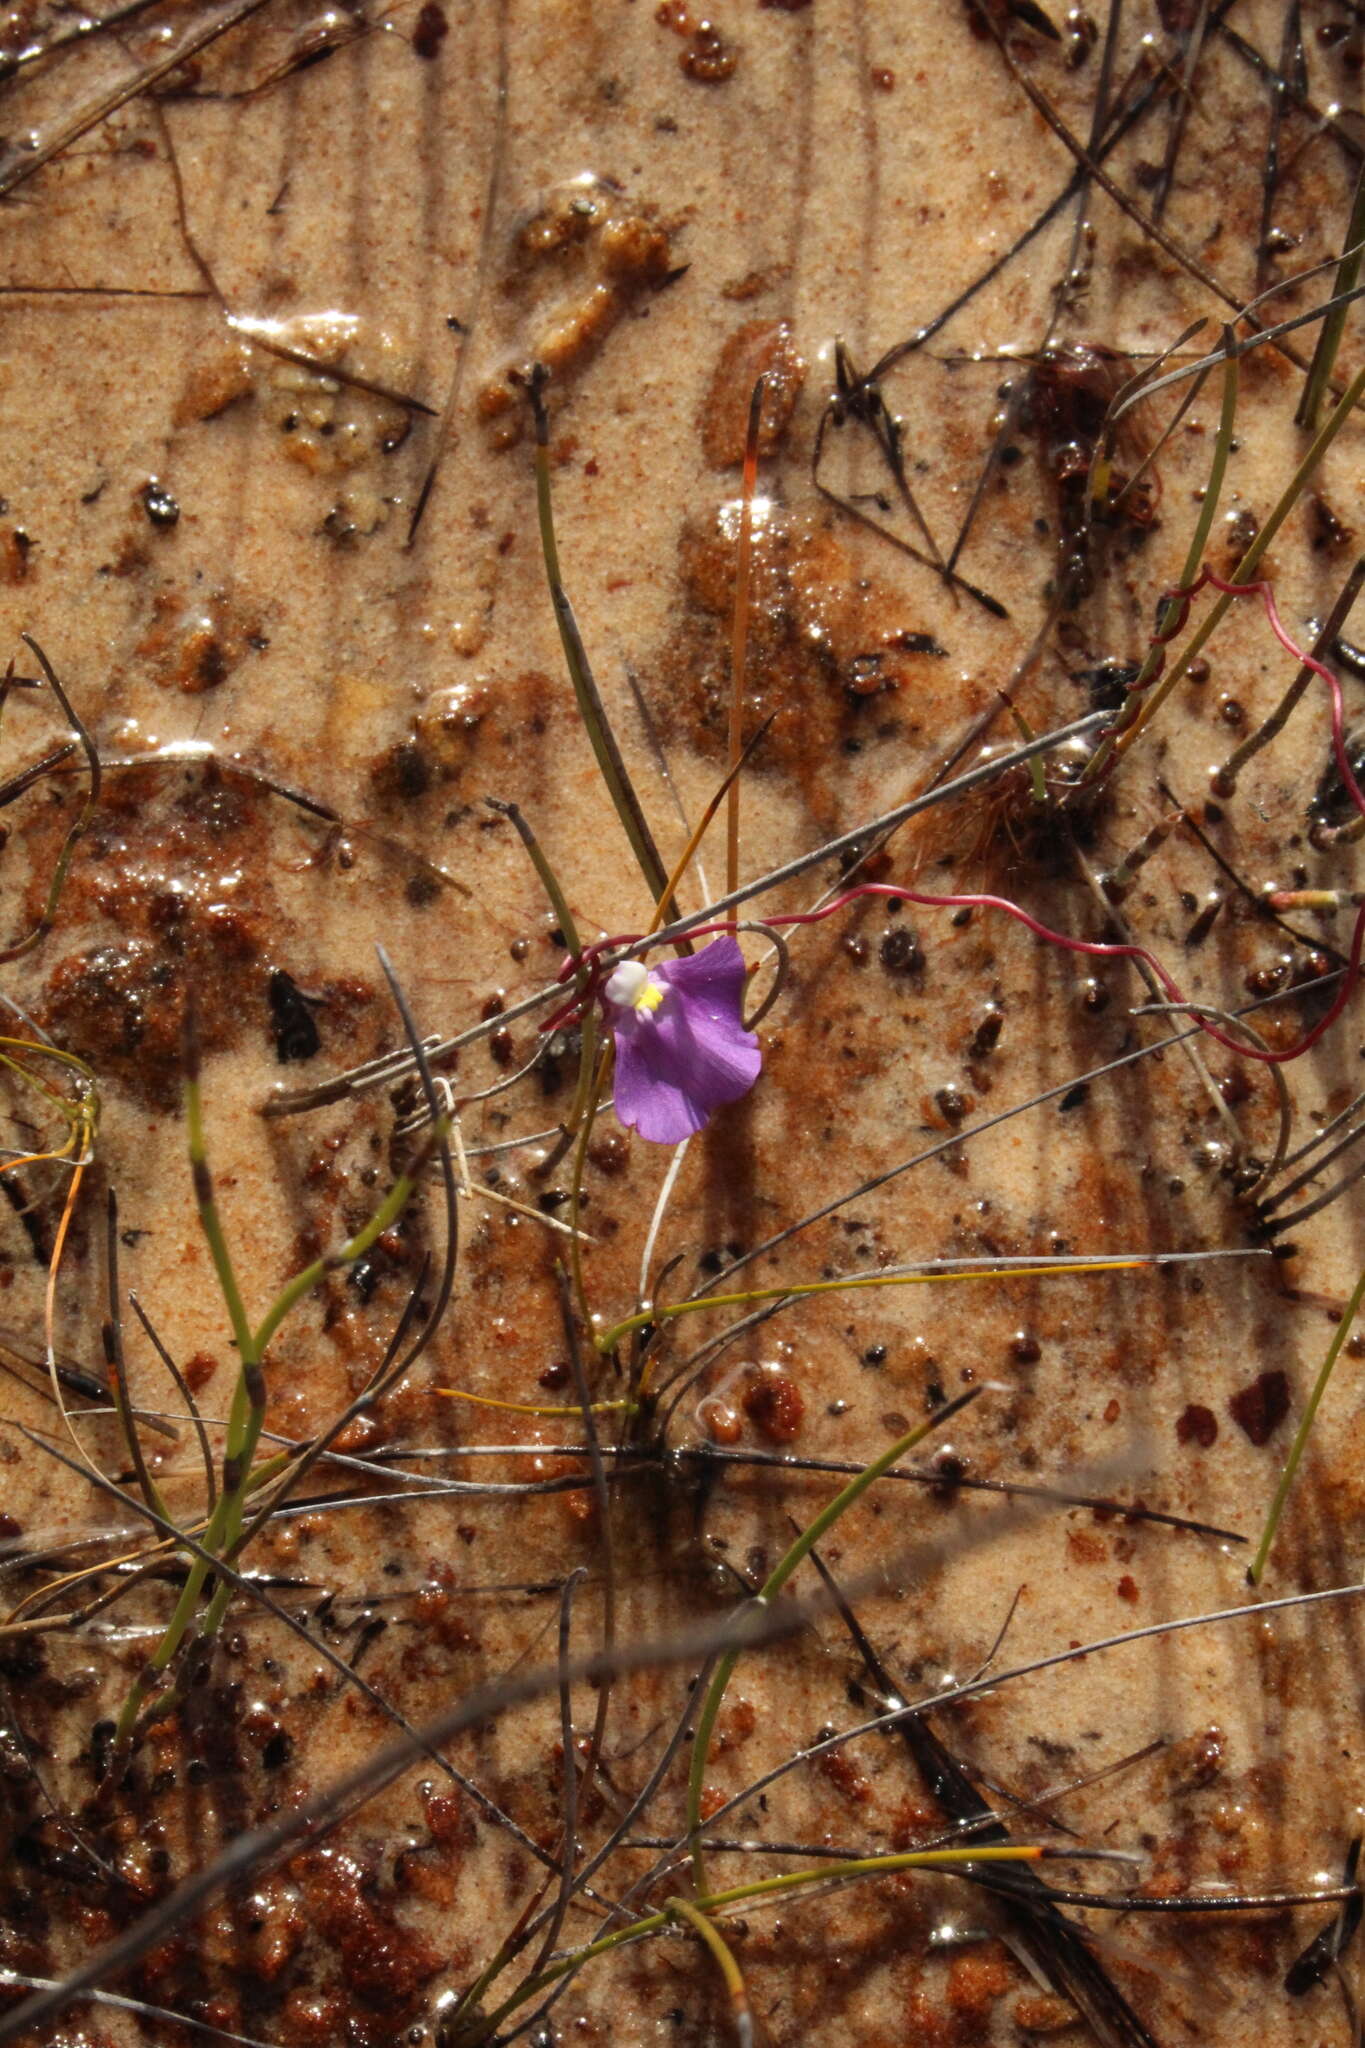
[553,565,1365,1068]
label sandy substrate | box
[1,3,1364,2044]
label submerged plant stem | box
[667,1896,752,2048]
[111,1032,444,1757]
[598,1254,1201,1355]
[1249,1261,1365,1584]
[684,1386,986,1891]
[1297,171,1365,431]
[529,375,674,915]
[468,1841,1041,2044]
[1213,557,1365,795]
[1110,358,1365,764]
[1087,332,1237,777]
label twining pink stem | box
[760,886,1364,1069]
[549,566,1364,1067]
[1196,567,1365,821]
[557,886,1360,1068]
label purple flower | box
[602,936,762,1144]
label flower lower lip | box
[602,936,763,1145]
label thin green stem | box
[185,1063,253,1365]
[1107,357,1365,768]
[700,1843,1042,1908]
[528,374,674,914]
[667,1897,751,2047]
[111,1524,220,1753]
[0,1044,89,1119]
[685,1386,985,1890]
[465,1841,1037,2044]
[1297,187,1365,431]
[251,1155,434,1360]
[488,798,582,959]
[103,1190,173,1530]
[485,800,607,1180]
[596,1256,1155,1355]
[112,1058,262,1753]
[1003,700,1047,805]
[1213,555,1365,795]
[1248,1261,1365,1584]
[194,1144,442,1654]
[1086,330,1238,778]
[112,1073,444,1760]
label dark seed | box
[879,927,922,977]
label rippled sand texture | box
[1,3,1365,2045]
